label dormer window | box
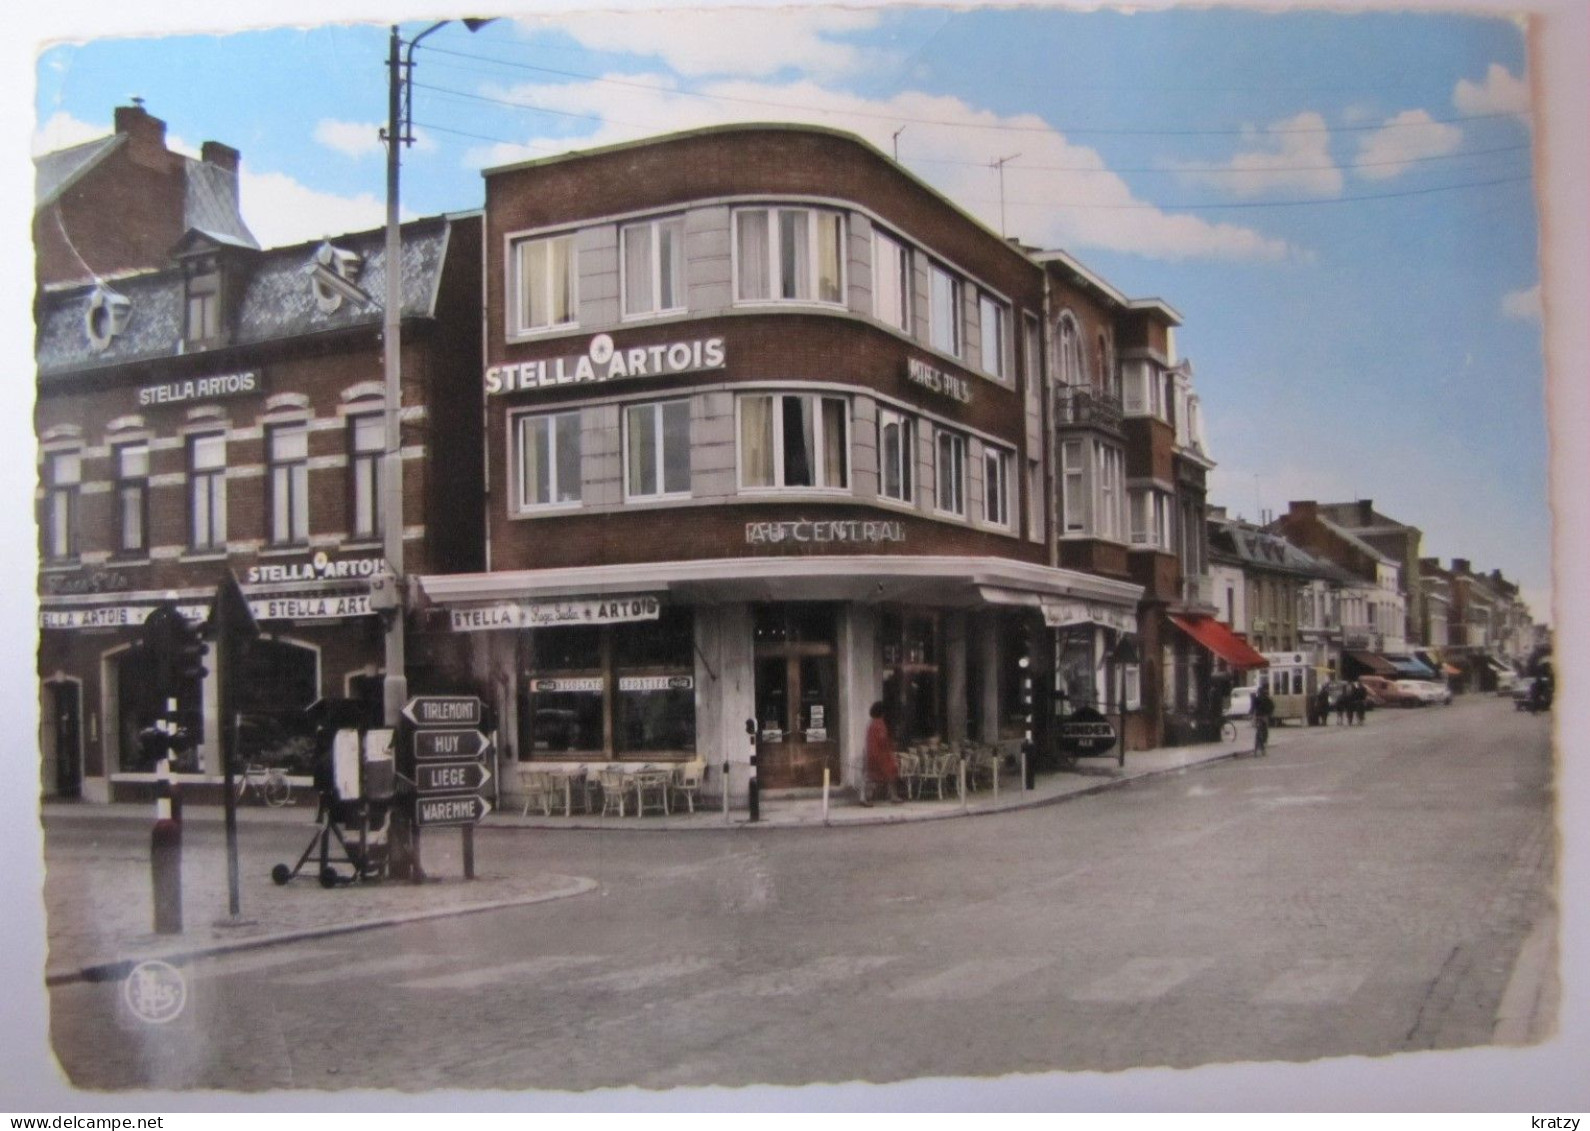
[85,286,132,352]
[184,255,223,346]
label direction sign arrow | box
[413,729,493,761]
[414,793,491,827]
[415,760,493,794]
[403,695,484,728]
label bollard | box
[822,766,830,825]
[151,754,182,935]
[959,760,967,810]
[721,761,730,824]
[993,758,1000,805]
[1021,748,1030,791]
[745,718,760,823]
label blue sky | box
[27,4,1551,617]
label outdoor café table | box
[544,768,583,815]
[630,768,671,817]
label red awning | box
[1167,614,1269,670]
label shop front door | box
[50,681,82,799]
[754,652,841,789]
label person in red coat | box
[862,700,901,806]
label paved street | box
[45,695,1555,1094]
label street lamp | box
[1110,633,1140,769]
[380,18,493,729]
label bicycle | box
[1219,718,1240,744]
[238,763,293,807]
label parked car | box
[1225,686,1256,718]
[1512,678,1538,711]
[1396,679,1452,706]
[1494,670,1520,695]
[1357,675,1420,708]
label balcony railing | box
[1055,386,1123,432]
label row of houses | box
[32,103,1543,806]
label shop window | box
[735,207,844,304]
[621,217,685,318]
[928,262,961,356]
[348,414,383,540]
[517,410,583,509]
[188,433,227,552]
[877,408,915,504]
[979,293,1008,380]
[44,449,82,562]
[881,609,943,745]
[873,229,911,332]
[614,608,696,756]
[739,393,848,490]
[269,424,310,546]
[984,446,1012,528]
[115,444,149,556]
[624,400,691,500]
[935,429,966,517]
[1057,628,1099,712]
[511,232,577,335]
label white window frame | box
[1095,441,1124,543]
[115,443,149,556]
[736,393,851,492]
[1056,313,1085,388]
[983,445,1012,529]
[978,293,1009,381]
[348,413,384,542]
[620,216,686,319]
[1061,440,1086,534]
[45,449,82,562]
[876,407,916,505]
[935,428,967,517]
[873,229,911,333]
[929,262,962,357]
[268,423,310,547]
[510,231,578,336]
[623,400,692,501]
[516,410,584,512]
[733,207,846,306]
[1129,487,1174,550]
[188,432,227,552]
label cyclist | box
[1252,681,1275,756]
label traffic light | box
[141,602,209,699]
[174,615,209,683]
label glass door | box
[753,604,841,788]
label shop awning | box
[1167,614,1269,670]
[1345,650,1399,676]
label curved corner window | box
[877,408,915,503]
[735,207,844,305]
[929,263,962,357]
[739,394,848,490]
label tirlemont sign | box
[485,333,725,395]
[745,520,906,547]
[905,358,973,404]
[139,370,261,407]
[450,595,663,633]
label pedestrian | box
[1252,682,1274,755]
[1352,682,1368,725]
[1336,682,1350,726]
[861,700,902,806]
[1313,685,1331,727]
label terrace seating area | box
[517,762,707,818]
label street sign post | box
[402,696,484,728]
[413,729,492,761]
[415,794,492,827]
[414,760,492,794]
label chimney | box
[1358,499,1374,525]
[113,101,167,158]
[201,140,240,175]
[1452,558,1470,575]
[1288,500,1317,521]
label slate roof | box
[37,217,455,380]
[34,136,123,209]
[1209,517,1357,584]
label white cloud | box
[1177,112,1342,199]
[32,111,103,156]
[467,77,1292,262]
[238,169,388,247]
[314,119,383,159]
[1354,109,1463,180]
[515,8,887,79]
[1501,283,1541,322]
[1453,63,1530,122]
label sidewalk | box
[42,722,1307,986]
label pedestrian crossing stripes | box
[1255,959,1372,1004]
[889,957,1050,1000]
[206,947,1381,1010]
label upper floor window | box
[115,444,149,556]
[518,410,583,509]
[873,230,911,332]
[984,446,1012,528]
[1096,333,1119,399]
[512,233,577,335]
[625,400,691,500]
[1123,360,1165,419]
[348,414,383,541]
[978,294,1009,380]
[268,424,310,546]
[929,263,961,356]
[1129,487,1173,550]
[735,207,845,305]
[1095,440,1125,542]
[1056,313,1084,387]
[935,429,967,517]
[622,217,685,318]
[1061,440,1085,534]
[188,433,227,552]
[186,271,221,345]
[739,393,848,490]
[44,449,81,562]
[877,408,916,504]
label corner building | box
[417,124,1148,801]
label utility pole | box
[892,125,906,162]
[992,152,1020,237]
